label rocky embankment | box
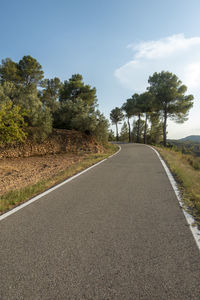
[0,129,104,159]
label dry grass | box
[0,143,118,215]
[156,146,200,225]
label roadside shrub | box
[0,101,27,144]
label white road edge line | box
[0,145,121,221]
[147,145,200,251]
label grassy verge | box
[0,143,119,215]
[155,146,200,226]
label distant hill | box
[177,135,200,142]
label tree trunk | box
[163,111,167,147]
[128,118,131,143]
[136,114,141,143]
[116,123,119,142]
[143,114,148,144]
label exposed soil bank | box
[0,129,104,159]
[0,129,106,196]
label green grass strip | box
[156,146,200,226]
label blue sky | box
[1,0,200,138]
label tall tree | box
[1,81,52,141]
[92,110,109,142]
[120,122,129,142]
[108,129,115,141]
[55,74,98,129]
[137,92,154,144]
[0,56,44,87]
[18,55,44,87]
[123,94,142,143]
[148,71,194,146]
[122,98,136,143]
[110,107,124,142]
[130,93,143,143]
[132,118,145,143]
[148,112,163,144]
[59,74,97,108]
[0,58,21,84]
[40,77,62,113]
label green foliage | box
[70,103,97,132]
[18,55,44,86]
[117,71,194,146]
[119,122,129,142]
[132,119,145,143]
[92,110,109,142]
[148,71,194,146]
[148,113,163,144]
[0,55,52,142]
[53,73,109,142]
[54,98,92,130]
[54,99,109,141]
[137,92,154,114]
[0,56,109,145]
[128,94,144,143]
[122,98,137,142]
[0,83,11,104]
[0,101,27,144]
[0,58,21,84]
[13,85,52,139]
[40,77,62,113]
[108,129,115,141]
[0,79,52,142]
[110,107,124,124]
[129,93,143,116]
[60,74,97,107]
[29,108,53,142]
[169,140,200,157]
[122,97,137,118]
[0,56,44,87]
[110,107,124,141]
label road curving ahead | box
[0,143,200,299]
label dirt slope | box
[0,130,105,195]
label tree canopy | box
[18,55,44,86]
[0,55,109,144]
[111,70,194,146]
[148,71,194,146]
[110,107,124,141]
[60,74,97,108]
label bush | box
[0,101,27,144]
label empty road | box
[0,144,200,299]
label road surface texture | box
[0,144,200,299]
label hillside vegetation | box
[168,139,200,157]
[0,55,109,146]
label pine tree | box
[148,71,193,146]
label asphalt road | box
[0,144,200,299]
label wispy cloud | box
[115,34,200,94]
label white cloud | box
[128,34,200,60]
[115,34,200,92]
[114,34,200,138]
